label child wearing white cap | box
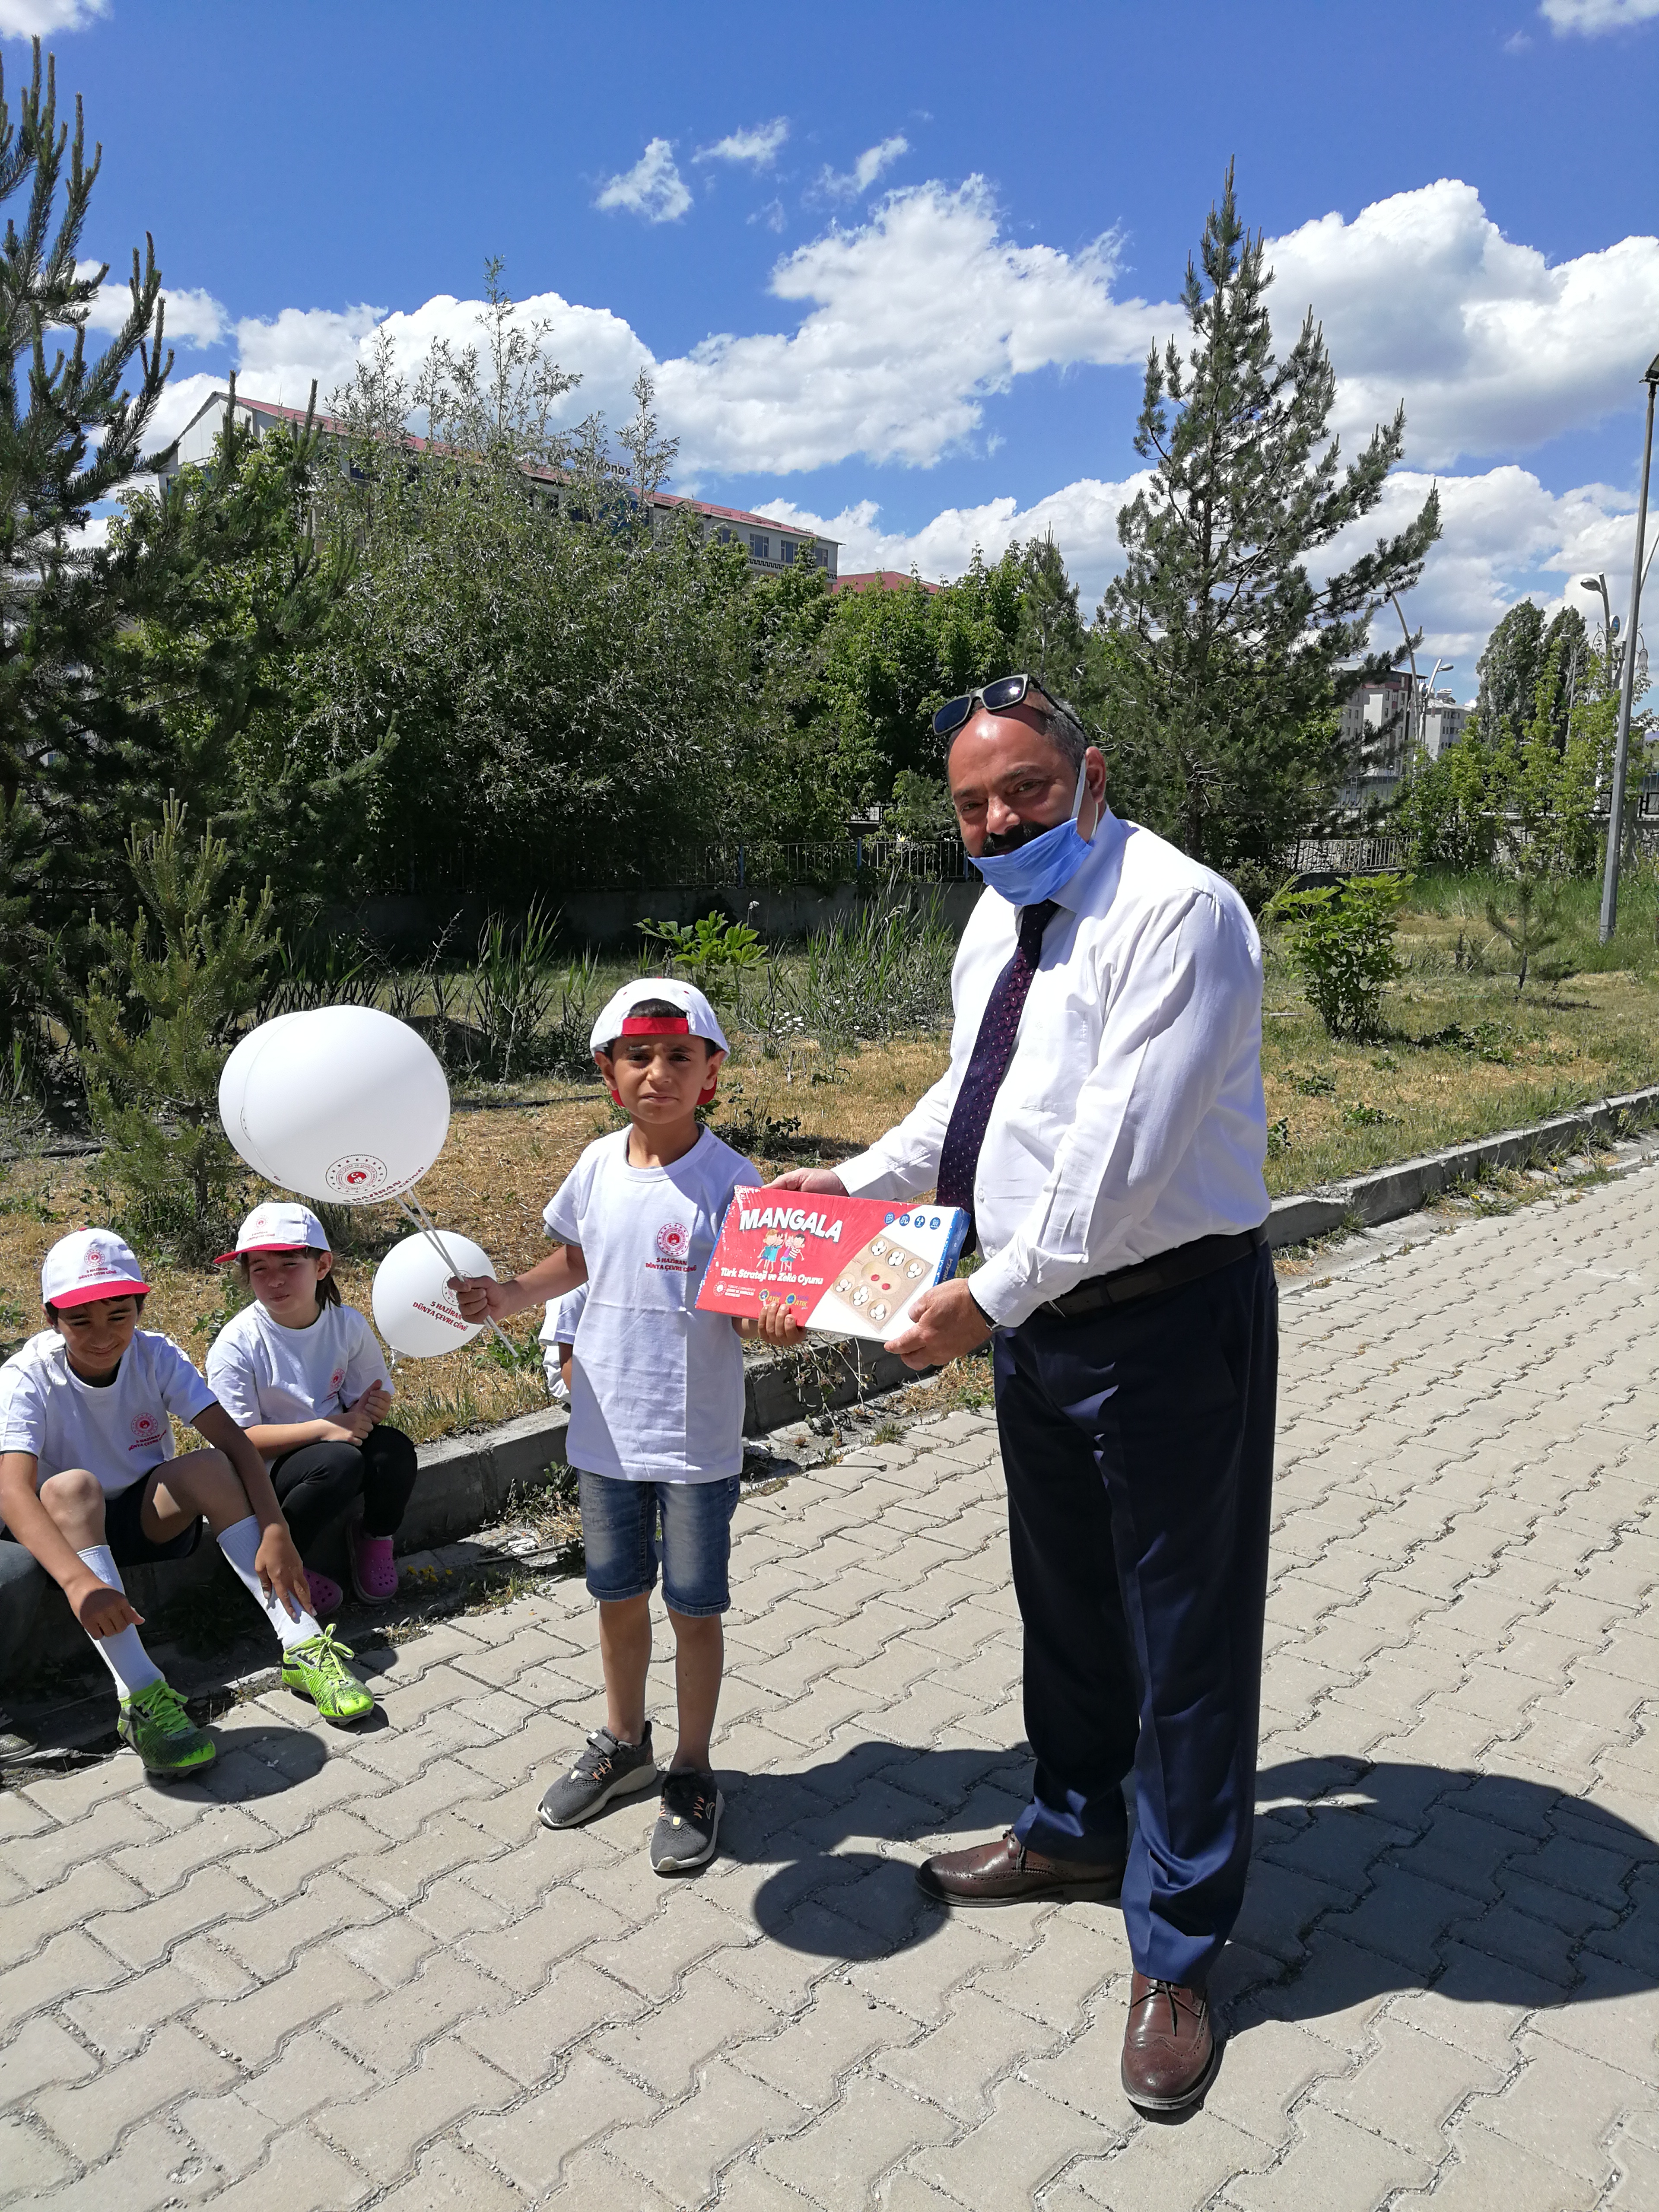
[453,978,760,1874]
[0,1229,375,1778]
[207,1202,417,1612]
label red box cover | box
[697,1190,970,1341]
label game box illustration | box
[696,1191,970,1341]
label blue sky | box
[29,0,1659,693]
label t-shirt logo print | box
[130,1411,162,1450]
[655,1221,691,1264]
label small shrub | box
[1342,1102,1398,1128]
[1290,1071,1335,1097]
[1266,1116,1290,1156]
[1268,873,1411,1040]
[638,911,765,1007]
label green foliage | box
[0,40,172,834]
[886,770,957,837]
[472,898,563,1080]
[75,800,276,1260]
[785,891,957,1046]
[1268,872,1411,1039]
[1098,164,1439,874]
[638,912,765,1004]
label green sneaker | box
[117,1680,216,1780]
[281,1627,375,1726]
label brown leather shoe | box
[1120,1970,1219,2111]
[915,1830,1124,1906]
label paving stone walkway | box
[4,1169,1659,2211]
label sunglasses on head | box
[931,673,1066,741]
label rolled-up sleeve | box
[970,892,1261,1328]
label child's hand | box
[72,1574,143,1639]
[736,1300,806,1348]
[451,1273,507,1324]
[356,1382,393,1425]
[255,1522,312,1622]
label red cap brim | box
[51,1276,150,1308]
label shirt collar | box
[1052,806,1127,914]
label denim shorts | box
[578,1471,740,1617]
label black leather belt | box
[1040,1224,1268,1319]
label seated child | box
[207,1202,416,1611]
[453,979,760,1874]
[540,1280,589,1404]
[0,1229,375,1778]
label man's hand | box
[766,1169,848,1196]
[254,1522,311,1622]
[735,1297,807,1348]
[883,1278,993,1371]
[71,1573,143,1639]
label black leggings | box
[270,1425,419,1554]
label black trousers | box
[270,1425,419,1554]
[995,1240,1277,1989]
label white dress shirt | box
[837,810,1269,1330]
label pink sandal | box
[348,1526,399,1604]
[304,1568,343,1618]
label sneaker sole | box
[539,1754,660,1831]
[652,1788,724,1875]
[119,1731,216,1780]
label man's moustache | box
[981,821,1047,855]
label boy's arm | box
[191,1401,311,1621]
[0,1451,143,1637]
[454,1244,587,1324]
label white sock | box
[75,1546,163,1698]
[216,1516,320,1652]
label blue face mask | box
[969,762,1096,906]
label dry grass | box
[9,895,1659,1448]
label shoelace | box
[134,1681,196,1736]
[296,1626,356,1675]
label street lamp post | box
[1599,350,1659,946]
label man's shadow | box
[715,1743,1659,2034]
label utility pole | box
[1599,351,1659,945]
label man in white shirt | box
[773,675,1276,2113]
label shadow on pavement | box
[1222,1757,1659,2031]
[722,1738,1032,1958]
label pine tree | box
[77,800,276,1261]
[0,40,172,821]
[1100,164,1439,883]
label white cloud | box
[766,464,1643,692]
[696,118,788,168]
[83,280,226,347]
[1265,181,1659,468]
[594,138,691,225]
[0,0,106,36]
[1541,0,1659,31]
[820,135,909,200]
[661,178,1164,474]
[750,198,786,235]
[235,302,384,407]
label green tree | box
[1099,164,1439,876]
[1474,602,1545,744]
[1267,872,1411,1039]
[77,800,277,1260]
[0,41,172,823]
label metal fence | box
[1284,834,1409,876]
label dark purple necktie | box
[935,899,1058,1246]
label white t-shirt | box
[539,1283,589,1402]
[0,1328,216,1503]
[543,1128,758,1483]
[206,1300,391,1451]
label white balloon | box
[372,1230,495,1359]
[235,1007,450,1205]
[219,1012,305,1180]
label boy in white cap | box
[207,1202,416,1613]
[453,979,757,1873]
[0,1228,374,1778]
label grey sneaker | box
[650,1767,723,1875]
[538,1723,658,1829]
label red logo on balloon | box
[326,1154,388,1197]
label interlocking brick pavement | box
[4,1167,1659,2209]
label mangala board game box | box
[697,1191,970,1341]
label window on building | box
[748,532,769,560]
[715,526,733,545]
[813,544,830,568]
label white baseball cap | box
[41,1228,151,1310]
[588,977,729,1058]
[215,1201,332,1266]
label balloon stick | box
[396,1188,515,1351]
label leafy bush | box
[76,800,276,1261]
[638,911,765,1006]
[1268,873,1411,1040]
[788,890,956,1046]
